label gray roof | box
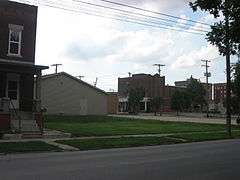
[42,72,108,96]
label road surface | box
[1,139,240,180]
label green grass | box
[170,131,240,142]
[44,115,239,137]
[0,141,61,154]
[56,136,182,151]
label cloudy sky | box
[30,0,238,91]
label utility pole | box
[225,0,231,137]
[76,76,85,80]
[51,64,62,74]
[201,60,211,118]
[153,64,165,76]
[94,77,98,87]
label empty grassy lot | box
[45,115,239,137]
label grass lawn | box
[170,131,240,142]
[45,115,240,137]
[56,136,183,151]
[0,141,61,154]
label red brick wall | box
[0,1,38,63]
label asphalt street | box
[1,139,240,180]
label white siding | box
[41,74,108,115]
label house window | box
[8,24,24,57]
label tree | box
[181,91,192,111]
[190,0,240,136]
[128,88,145,114]
[190,0,240,55]
[150,97,163,116]
[232,61,240,115]
[186,78,206,110]
[171,91,184,116]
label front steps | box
[10,111,43,139]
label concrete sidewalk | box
[110,114,238,125]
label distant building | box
[118,73,165,112]
[118,73,185,112]
[118,73,165,98]
[213,83,227,103]
[175,76,213,101]
[41,72,108,115]
[107,92,118,114]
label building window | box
[8,24,24,57]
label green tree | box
[182,91,192,111]
[190,0,240,55]
[233,61,240,114]
[171,91,184,116]
[190,0,240,136]
[223,96,239,114]
[186,78,206,110]
[128,88,145,114]
[150,97,163,116]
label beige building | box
[41,72,108,115]
[107,92,118,114]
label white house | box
[41,72,108,115]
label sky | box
[30,0,239,92]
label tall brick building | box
[0,1,48,133]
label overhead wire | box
[96,0,211,26]
[11,0,209,35]
[72,0,210,31]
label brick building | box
[213,83,227,103]
[0,1,48,134]
[118,73,184,112]
[118,73,165,98]
[118,73,165,112]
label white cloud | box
[171,43,219,69]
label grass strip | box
[170,131,240,142]
[0,141,61,154]
[56,136,183,151]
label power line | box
[12,0,208,35]
[95,0,211,26]
[73,0,210,31]
[13,0,210,28]
[39,1,206,35]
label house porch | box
[0,61,48,133]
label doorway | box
[6,73,20,109]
